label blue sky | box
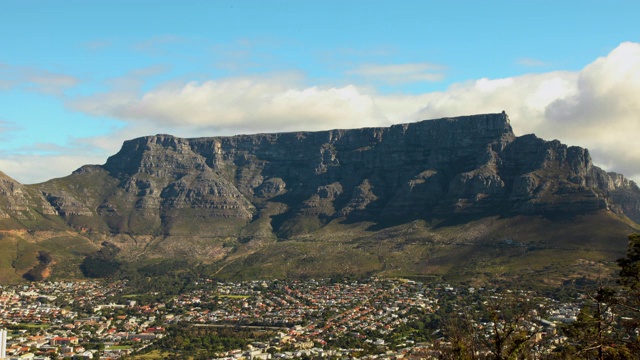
[1,1,640,183]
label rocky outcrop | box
[607,172,640,221]
[1,113,639,278]
[0,171,58,224]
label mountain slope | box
[1,112,639,284]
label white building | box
[0,328,7,360]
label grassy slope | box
[1,207,637,287]
[2,166,639,287]
[213,210,639,288]
[0,231,98,283]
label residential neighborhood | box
[0,278,593,359]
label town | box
[0,276,596,359]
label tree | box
[616,233,640,354]
[479,292,544,360]
[618,234,640,290]
[438,314,477,360]
[437,290,544,360]
[562,287,626,360]
[560,233,640,359]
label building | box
[0,328,6,359]
[49,337,79,346]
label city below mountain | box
[1,112,639,285]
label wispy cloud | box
[0,63,79,95]
[517,57,547,67]
[0,130,132,184]
[210,38,290,74]
[25,72,78,95]
[0,153,106,184]
[67,65,170,117]
[132,35,186,55]
[347,63,446,84]
[0,119,20,141]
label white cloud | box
[414,42,640,181]
[39,41,640,184]
[0,124,148,184]
[68,65,169,119]
[68,76,417,134]
[0,153,106,184]
[414,71,579,135]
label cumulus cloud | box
[414,72,579,135]
[414,42,640,180]
[347,63,446,84]
[60,41,640,183]
[68,76,425,134]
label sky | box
[1,0,640,184]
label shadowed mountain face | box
[1,113,639,283]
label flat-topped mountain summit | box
[1,113,639,284]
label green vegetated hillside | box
[3,209,634,288]
[1,113,640,286]
[215,210,639,287]
[0,230,98,283]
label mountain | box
[1,112,639,285]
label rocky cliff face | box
[0,171,59,225]
[5,112,640,234]
[1,112,639,281]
